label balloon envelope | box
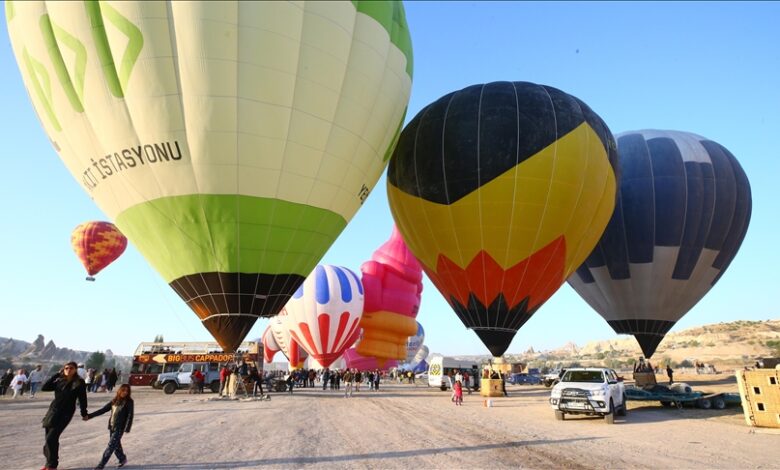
[7,1,413,352]
[286,265,364,368]
[412,345,429,367]
[343,348,398,371]
[388,81,618,357]
[71,221,127,280]
[356,226,423,363]
[269,311,308,369]
[261,325,280,363]
[569,130,752,358]
[405,322,425,363]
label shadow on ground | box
[125,437,601,468]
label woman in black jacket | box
[41,361,88,470]
[85,384,134,469]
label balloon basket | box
[86,276,95,282]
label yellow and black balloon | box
[388,81,619,357]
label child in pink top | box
[453,380,463,406]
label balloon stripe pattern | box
[268,310,308,369]
[286,265,364,368]
[71,221,128,279]
[7,1,413,352]
[388,82,618,357]
[569,130,752,358]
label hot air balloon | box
[356,226,423,365]
[286,265,364,368]
[269,311,308,369]
[7,1,413,352]
[412,344,429,367]
[343,348,398,371]
[405,322,425,363]
[568,130,752,358]
[71,221,127,281]
[261,325,281,364]
[388,81,618,357]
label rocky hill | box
[0,335,129,372]
[506,319,780,369]
[447,319,780,370]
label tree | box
[86,351,106,371]
[153,334,165,343]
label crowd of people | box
[0,364,123,400]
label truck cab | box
[549,368,626,423]
[157,362,221,394]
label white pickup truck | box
[549,368,626,424]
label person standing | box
[285,372,294,395]
[453,380,463,406]
[373,370,381,391]
[343,370,353,398]
[85,384,133,469]
[41,361,88,470]
[0,368,13,396]
[107,369,118,392]
[249,366,263,398]
[218,364,230,397]
[666,364,674,385]
[10,369,28,399]
[77,364,87,380]
[29,365,45,398]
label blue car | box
[508,373,542,385]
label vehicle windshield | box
[561,370,604,383]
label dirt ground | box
[1,373,777,469]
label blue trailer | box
[625,384,741,410]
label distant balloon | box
[7,1,413,352]
[569,130,752,358]
[261,326,280,364]
[269,311,308,369]
[286,265,364,368]
[388,81,618,357]
[71,221,127,281]
[411,345,429,367]
[357,226,424,365]
[405,322,425,363]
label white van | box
[428,355,480,390]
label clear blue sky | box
[1,2,777,356]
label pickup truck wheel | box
[162,382,177,395]
[617,394,627,416]
[604,400,615,424]
[555,410,565,421]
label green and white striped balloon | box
[7,0,413,351]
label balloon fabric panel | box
[388,82,618,357]
[569,130,752,358]
[7,1,413,352]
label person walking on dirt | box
[85,383,133,469]
[453,380,463,406]
[41,361,89,470]
[666,364,674,385]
